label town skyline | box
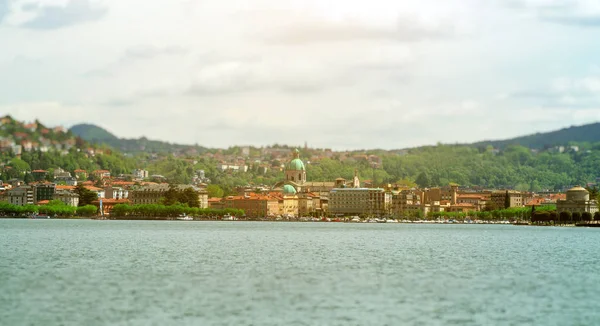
[2,0,600,149]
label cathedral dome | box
[283,184,297,195]
[287,158,305,171]
[287,149,305,171]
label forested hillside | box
[4,117,600,193]
[70,123,208,154]
[472,123,600,149]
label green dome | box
[283,184,297,195]
[287,158,305,171]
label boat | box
[222,214,237,221]
[177,216,193,221]
[32,214,50,219]
[386,219,398,223]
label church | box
[272,149,360,217]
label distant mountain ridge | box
[471,123,600,149]
[69,124,207,154]
[70,122,600,153]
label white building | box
[132,169,149,179]
[54,189,80,207]
[104,187,129,200]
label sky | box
[1,0,600,150]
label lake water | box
[1,220,599,325]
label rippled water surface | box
[1,220,600,325]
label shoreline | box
[0,216,527,225]
[3,216,596,227]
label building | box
[224,195,279,218]
[93,199,130,216]
[491,190,523,209]
[129,184,208,208]
[34,183,56,204]
[329,188,391,216]
[208,197,225,209]
[129,184,169,204]
[393,189,425,216]
[105,187,129,200]
[85,186,105,199]
[53,168,72,179]
[556,186,599,214]
[198,188,209,209]
[74,169,88,180]
[53,189,79,207]
[93,170,111,179]
[456,194,488,211]
[132,169,149,180]
[285,149,306,184]
[5,186,34,206]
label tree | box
[162,186,180,206]
[206,184,224,198]
[181,187,200,208]
[415,172,431,188]
[7,158,31,178]
[75,184,98,206]
[76,205,98,217]
[572,211,582,223]
[582,212,593,222]
[504,190,510,209]
[24,172,33,184]
[559,211,571,224]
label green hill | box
[70,124,118,141]
[472,123,600,149]
[69,123,207,154]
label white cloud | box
[1,0,599,149]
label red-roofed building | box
[93,198,130,216]
[93,170,111,179]
[74,169,88,180]
[85,186,105,198]
[24,123,37,131]
[223,194,279,218]
[208,197,225,209]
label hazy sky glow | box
[1,0,600,149]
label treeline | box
[426,207,544,220]
[111,204,244,218]
[531,210,599,224]
[0,200,97,217]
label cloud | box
[509,75,600,108]
[266,17,453,45]
[83,45,189,78]
[507,0,600,27]
[101,98,134,107]
[121,45,189,62]
[186,60,354,96]
[0,0,11,23]
[21,0,107,30]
